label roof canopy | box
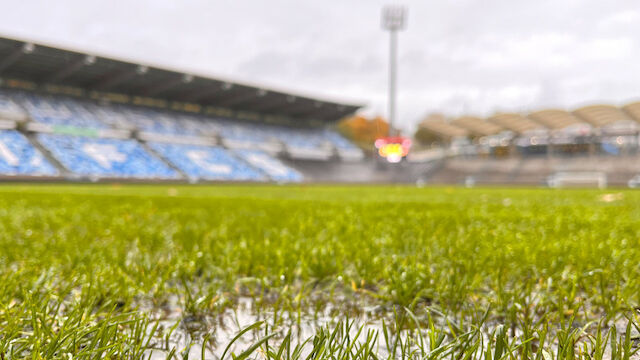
[573,105,633,128]
[451,116,503,136]
[528,109,584,130]
[0,36,362,122]
[489,113,541,134]
[622,102,640,122]
[418,117,468,139]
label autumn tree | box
[336,115,392,151]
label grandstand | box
[415,99,640,187]
[0,35,367,182]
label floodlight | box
[22,43,35,54]
[182,74,194,83]
[83,55,96,65]
[382,5,407,31]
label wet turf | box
[1,184,640,359]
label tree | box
[337,115,392,152]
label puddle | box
[128,296,640,359]
[142,296,394,359]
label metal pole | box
[382,5,405,137]
[388,29,397,137]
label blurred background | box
[3,0,640,132]
[0,0,638,186]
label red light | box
[375,136,411,162]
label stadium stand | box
[0,130,58,176]
[235,149,303,182]
[148,142,266,181]
[37,134,179,179]
[411,100,640,187]
[15,91,110,129]
[263,126,332,158]
[0,93,27,122]
[216,120,284,154]
[0,35,369,182]
[323,130,365,161]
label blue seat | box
[324,130,360,150]
[37,134,178,179]
[17,93,110,129]
[233,149,303,182]
[264,127,327,150]
[0,130,58,176]
[0,89,361,181]
[215,118,271,144]
[149,142,265,181]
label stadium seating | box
[148,142,266,181]
[37,134,179,179]
[86,103,136,130]
[15,92,110,129]
[0,94,27,121]
[119,107,198,135]
[234,149,303,182]
[0,87,365,181]
[0,130,58,176]
[263,126,326,149]
[324,130,357,150]
[323,130,365,160]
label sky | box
[0,0,639,133]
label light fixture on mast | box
[381,5,407,136]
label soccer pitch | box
[1,184,640,359]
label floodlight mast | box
[382,5,406,137]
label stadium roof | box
[528,109,583,130]
[489,113,542,134]
[418,116,468,139]
[0,35,362,122]
[573,105,632,128]
[451,116,503,136]
[621,102,640,123]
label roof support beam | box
[92,65,148,91]
[142,74,193,97]
[215,89,268,107]
[44,55,95,83]
[0,43,35,74]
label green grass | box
[1,184,640,359]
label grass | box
[1,184,640,358]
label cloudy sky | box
[0,0,639,132]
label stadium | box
[0,33,638,187]
[0,35,371,184]
[3,2,640,359]
[416,105,640,187]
